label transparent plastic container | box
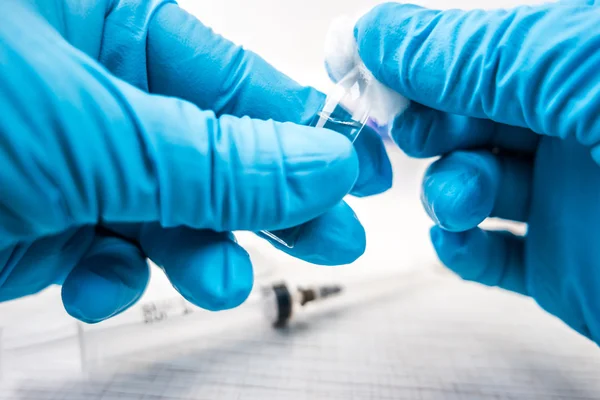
[261,67,373,248]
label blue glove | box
[1,0,393,323]
[356,0,600,342]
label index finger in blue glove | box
[392,103,538,158]
[355,3,600,148]
[141,3,391,198]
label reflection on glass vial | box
[261,67,372,248]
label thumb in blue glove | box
[356,0,600,342]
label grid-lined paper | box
[3,272,600,400]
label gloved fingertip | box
[269,202,366,266]
[429,225,443,247]
[62,268,140,324]
[430,226,466,253]
[62,271,112,324]
[422,153,496,232]
[298,211,366,266]
[61,237,149,323]
[310,204,366,265]
[167,236,254,312]
[194,244,254,311]
[421,170,487,231]
[274,123,359,222]
[350,169,392,198]
[350,126,393,197]
[430,227,471,273]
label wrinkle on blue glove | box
[422,150,532,231]
[0,10,360,238]
[422,153,495,232]
[0,227,94,302]
[133,225,253,311]
[100,0,175,90]
[392,103,540,158]
[0,0,364,312]
[351,126,393,197]
[99,1,374,261]
[146,3,323,125]
[355,1,600,344]
[355,3,600,152]
[431,227,527,296]
[62,233,149,323]
[265,201,366,265]
[144,3,393,199]
[19,0,108,59]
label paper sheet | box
[3,270,600,400]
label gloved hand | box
[355,0,600,342]
[1,0,394,323]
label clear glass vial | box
[261,66,373,248]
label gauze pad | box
[324,15,410,126]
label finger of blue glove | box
[392,103,539,158]
[111,199,366,269]
[351,126,393,197]
[61,232,149,323]
[559,0,598,5]
[145,3,319,125]
[0,227,94,302]
[121,105,359,233]
[422,151,533,231]
[144,3,392,198]
[263,201,366,265]
[431,226,527,296]
[355,3,600,144]
[432,225,595,340]
[132,225,253,311]
[0,15,360,242]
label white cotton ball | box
[323,14,411,126]
[323,16,360,83]
[361,67,411,125]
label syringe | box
[79,281,345,333]
[6,265,439,375]
[261,282,343,328]
[73,280,350,370]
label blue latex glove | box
[1,0,394,323]
[356,0,600,342]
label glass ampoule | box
[260,66,373,248]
